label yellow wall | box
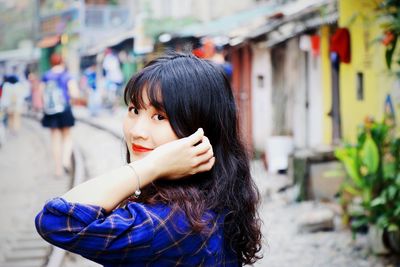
[338,0,396,142]
[321,25,333,144]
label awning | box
[175,3,279,38]
[172,0,337,47]
[262,12,338,48]
[0,47,40,62]
[82,29,136,56]
[36,35,60,48]
[247,0,338,47]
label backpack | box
[43,72,68,115]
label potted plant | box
[378,0,400,76]
[335,115,400,254]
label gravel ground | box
[253,176,400,267]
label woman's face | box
[123,90,178,162]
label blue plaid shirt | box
[35,198,238,266]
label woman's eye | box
[154,114,166,121]
[128,106,139,115]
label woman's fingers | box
[192,136,213,171]
[151,128,214,179]
[194,146,214,167]
[193,136,212,156]
[186,128,204,146]
[196,157,215,172]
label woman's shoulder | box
[124,201,174,222]
[125,201,221,220]
[123,202,230,259]
[123,201,223,233]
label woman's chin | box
[130,153,146,162]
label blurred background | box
[0,0,400,266]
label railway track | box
[0,117,69,267]
[0,115,123,267]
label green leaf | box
[377,216,389,228]
[335,148,363,187]
[396,173,400,186]
[342,183,361,196]
[371,122,389,144]
[360,135,380,174]
[371,196,386,206]
[387,185,398,200]
[388,224,399,232]
[383,162,396,179]
[362,188,372,203]
[385,33,398,69]
[351,217,369,230]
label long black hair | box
[124,52,262,264]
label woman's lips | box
[132,144,153,153]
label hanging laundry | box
[299,35,311,51]
[330,28,351,63]
[310,34,320,56]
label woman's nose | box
[129,117,149,140]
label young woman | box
[35,52,262,266]
[40,53,79,177]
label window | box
[356,72,364,100]
[257,75,264,88]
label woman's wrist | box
[128,158,159,188]
[61,159,160,211]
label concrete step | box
[0,258,45,267]
[14,233,43,242]
[10,239,49,250]
[298,209,335,233]
[5,248,48,261]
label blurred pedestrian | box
[119,50,136,85]
[0,69,27,135]
[212,46,233,81]
[35,52,262,266]
[41,53,79,177]
[102,48,123,110]
[28,72,43,118]
[0,75,6,147]
[83,64,101,117]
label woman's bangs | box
[125,71,165,112]
[145,78,165,112]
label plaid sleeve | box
[35,197,154,263]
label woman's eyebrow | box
[150,105,166,113]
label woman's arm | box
[67,79,80,99]
[36,130,214,263]
[61,159,155,212]
[36,198,156,264]
[62,128,214,212]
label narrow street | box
[2,0,400,266]
[255,183,399,267]
[0,118,70,267]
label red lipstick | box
[132,144,153,153]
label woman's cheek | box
[122,117,131,139]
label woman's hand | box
[143,128,215,180]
